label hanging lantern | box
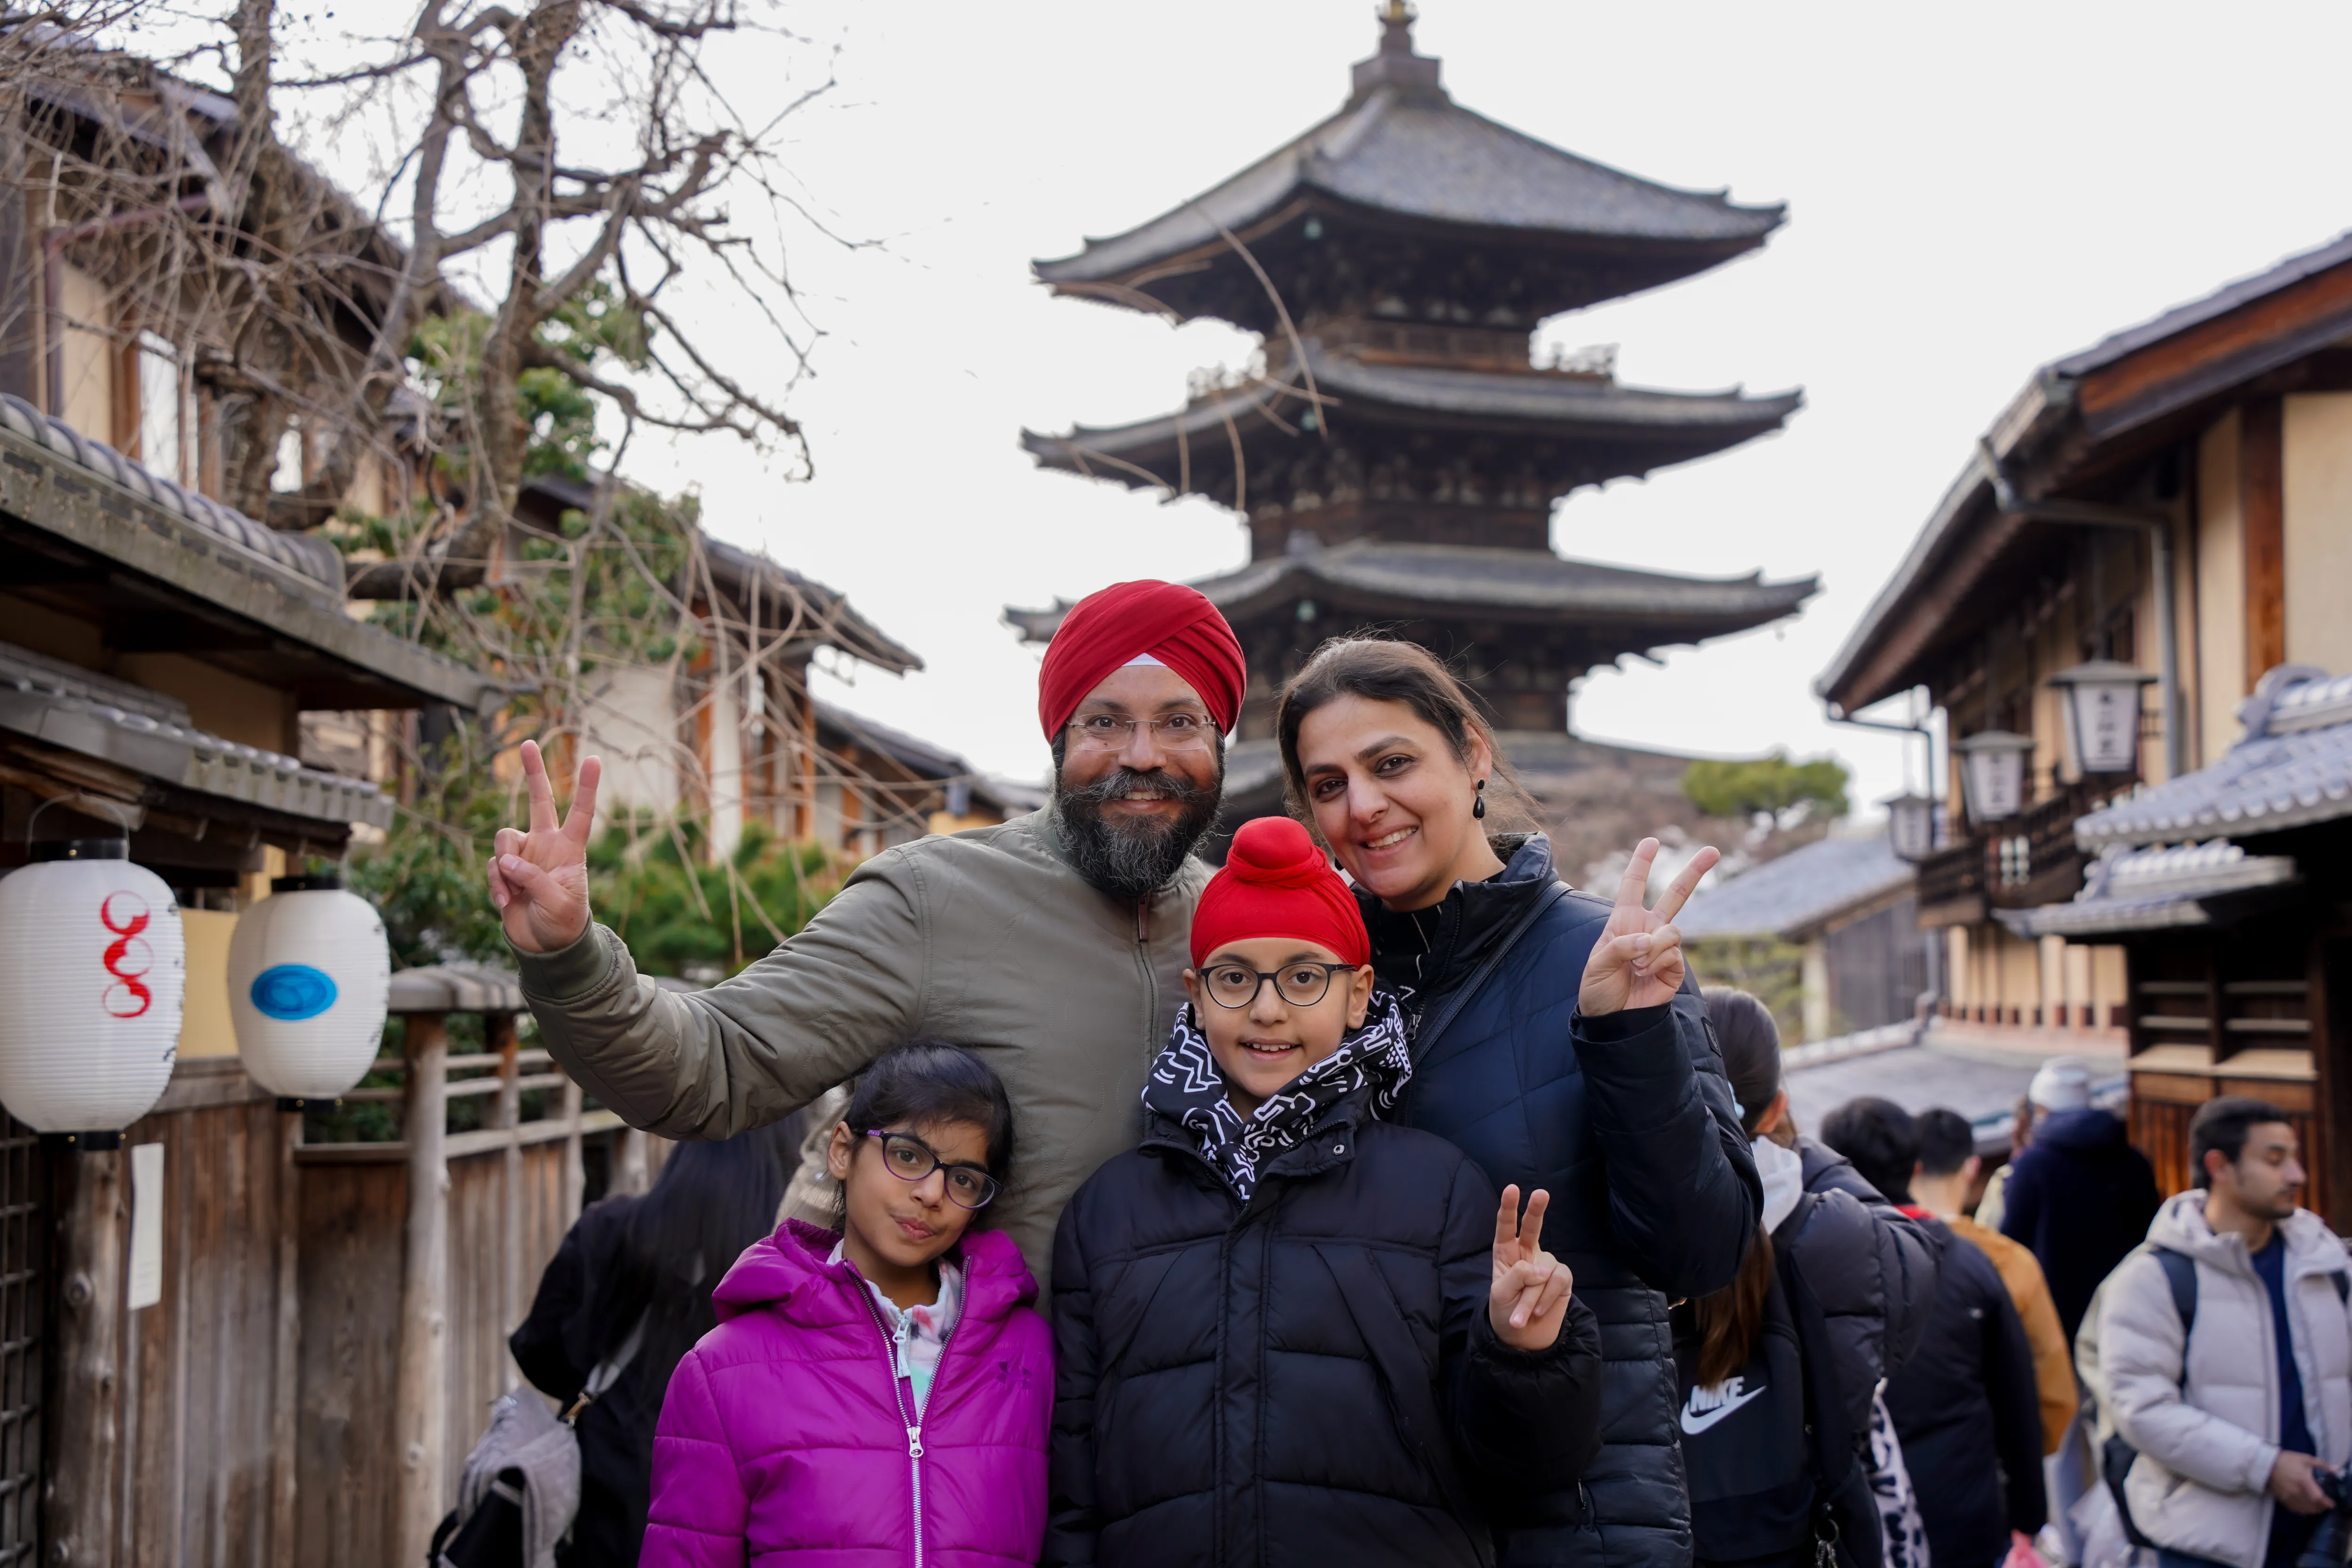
[227,873,390,1103]
[1953,730,2034,825]
[0,840,184,1142]
[1883,793,1939,862]
[2048,661,2157,777]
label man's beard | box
[1053,756,1224,902]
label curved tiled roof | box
[1676,832,1914,942]
[1035,79,1781,289]
[0,392,343,594]
[1007,541,1815,639]
[2075,669,2352,848]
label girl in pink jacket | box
[643,1042,1054,1567]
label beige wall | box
[56,263,114,441]
[2284,393,2352,680]
[178,907,239,1057]
[2195,410,2247,763]
[580,663,684,817]
[707,669,745,860]
[115,653,297,754]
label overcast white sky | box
[334,1,2352,810]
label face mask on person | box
[1754,1135,1804,1234]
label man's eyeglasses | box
[864,1129,1001,1209]
[1063,711,1218,753]
[1198,962,1356,1011]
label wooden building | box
[1817,228,2352,1219]
[1009,5,1815,853]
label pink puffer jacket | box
[643,1219,1053,1568]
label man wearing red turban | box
[490,579,1249,1297]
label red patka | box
[1189,816,1370,969]
[1035,579,1248,739]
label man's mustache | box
[1057,766,1217,812]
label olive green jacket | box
[514,809,1210,1295]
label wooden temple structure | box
[1010,4,1816,854]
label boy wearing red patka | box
[1044,818,1607,1568]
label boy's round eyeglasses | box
[864,1130,1001,1209]
[1063,712,1217,753]
[1199,962,1355,1010]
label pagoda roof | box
[1007,541,1815,644]
[1021,338,1799,495]
[1033,22,1781,325]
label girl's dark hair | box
[597,1122,797,1399]
[1692,1230,1775,1388]
[1703,987,1783,1137]
[1274,637,1534,830]
[842,1040,1018,1186]
[1691,987,1785,1383]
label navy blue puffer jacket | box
[1366,835,1762,1568]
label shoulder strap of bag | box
[1409,881,1569,1066]
[2151,1245,2197,1377]
[563,1312,646,1426]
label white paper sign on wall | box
[127,1141,164,1311]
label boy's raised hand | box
[487,740,601,954]
[1490,1185,1572,1351]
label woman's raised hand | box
[1577,836,1717,1017]
[486,740,601,954]
[1490,1185,1572,1351]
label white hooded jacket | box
[2096,1189,2352,1568]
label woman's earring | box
[1473,778,1487,820]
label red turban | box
[1189,816,1369,969]
[1036,580,1248,740]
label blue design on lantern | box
[251,964,338,1021]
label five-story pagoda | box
[1011,6,1817,856]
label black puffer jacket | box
[1784,1138,1941,1438]
[1883,1219,2047,1568]
[1046,1090,1606,1568]
[1365,835,1761,1568]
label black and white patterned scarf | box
[1142,989,1413,1202]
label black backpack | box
[1674,1195,1881,1568]
[2100,1244,2350,1550]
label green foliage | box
[1686,935,1809,1045]
[1683,751,1851,825]
[588,809,838,978]
[343,743,514,969]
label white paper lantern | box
[2048,661,2158,777]
[1953,730,2034,825]
[227,875,390,1101]
[1883,793,1939,862]
[0,841,184,1136]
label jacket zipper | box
[858,1287,964,1568]
[1135,896,1157,1070]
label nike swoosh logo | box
[1680,1382,1768,1436]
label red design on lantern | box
[101,891,153,1019]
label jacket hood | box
[2033,1106,2128,1152]
[2145,1188,2344,1279]
[710,1218,1036,1328]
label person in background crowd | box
[2000,1057,2161,1345]
[1974,1092,2035,1234]
[1912,1108,2075,1456]
[1824,1097,2047,1568]
[1047,815,1604,1568]
[509,1122,797,1568]
[1277,638,1760,1568]
[1674,987,1939,1568]
[491,578,1250,1298]
[642,1043,1054,1567]
[2096,1097,2352,1568]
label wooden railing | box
[1917,780,2117,915]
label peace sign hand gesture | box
[1577,836,1717,1017]
[486,740,603,955]
[1490,1185,1573,1352]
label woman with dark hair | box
[1677,989,1939,1567]
[509,1120,798,1567]
[1273,636,1760,1568]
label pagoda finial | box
[1352,0,1441,100]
